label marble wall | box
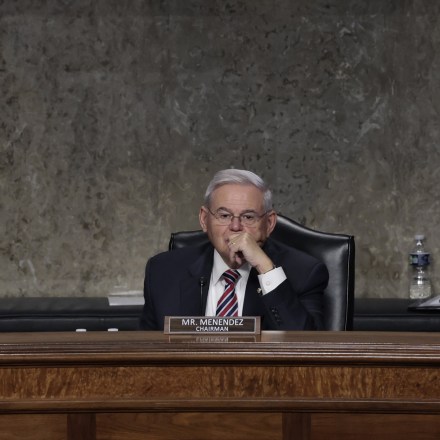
[1,0,440,299]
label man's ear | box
[266,210,277,236]
[199,206,208,232]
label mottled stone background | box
[1,0,439,299]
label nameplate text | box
[164,316,261,335]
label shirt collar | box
[213,250,251,284]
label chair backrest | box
[169,214,355,330]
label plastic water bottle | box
[409,234,432,300]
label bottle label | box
[410,253,430,266]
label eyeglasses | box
[206,208,269,226]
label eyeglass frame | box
[205,207,271,226]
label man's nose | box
[229,216,243,231]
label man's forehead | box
[210,184,264,206]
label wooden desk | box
[1,331,440,440]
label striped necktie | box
[216,269,240,317]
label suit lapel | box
[179,245,213,316]
[242,268,265,316]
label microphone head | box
[199,277,206,287]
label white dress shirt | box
[205,250,287,316]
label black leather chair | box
[169,214,355,330]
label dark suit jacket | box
[140,237,329,331]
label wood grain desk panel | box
[1,413,440,440]
[0,331,440,440]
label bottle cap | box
[414,234,425,240]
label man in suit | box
[141,169,328,330]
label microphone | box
[199,276,206,293]
[199,277,207,314]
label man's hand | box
[227,232,274,274]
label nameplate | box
[164,316,261,335]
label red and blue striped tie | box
[216,269,240,316]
